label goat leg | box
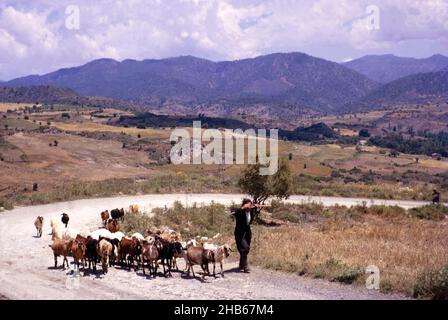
[162,259,167,276]
[63,256,68,270]
[134,257,139,271]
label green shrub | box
[409,205,448,221]
[366,205,406,218]
[314,258,362,284]
[414,264,448,299]
[270,200,324,224]
[0,197,14,210]
[122,202,234,240]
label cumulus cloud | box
[0,0,447,80]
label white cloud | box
[0,0,447,80]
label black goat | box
[61,213,69,228]
[156,238,183,277]
[110,208,125,221]
[86,236,99,272]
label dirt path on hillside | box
[0,194,415,300]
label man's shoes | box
[243,267,250,273]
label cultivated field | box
[52,122,172,140]
[0,102,39,111]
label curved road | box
[0,193,419,300]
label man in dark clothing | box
[231,198,257,273]
[432,189,441,204]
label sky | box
[0,0,447,80]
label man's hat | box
[242,198,252,206]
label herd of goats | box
[33,205,232,280]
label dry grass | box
[251,203,448,296]
[337,128,359,137]
[51,121,173,139]
[0,133,154,186]
[291,174,435,200]
[6,173,238,207]
[307,110,388,127]
[0,103,38,111]
[118,201,448,298]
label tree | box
[271,158,292,200]
[239,162,269,205]
[239,158,292,208]
[389,150,399,158]
[359,129,370,138]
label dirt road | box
[0,194,416,300]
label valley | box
[1,100,446,210]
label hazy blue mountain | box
[345,69,448,111]
[5,52,378,113]
[344,54,448,83]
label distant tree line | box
[369,132,448,157]
[279,123,338,142]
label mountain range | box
[2,52,447,117]
[4,53,377,113]
[346,69,448,111]
[343,54,448,83]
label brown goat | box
[75,234,88,245]
[100,210,110,226]
[129,204,139,213]
[97,238,113,274]
[34,216,44,237]
[71,240,87,270]
[141,240,161,277]
[185,246,214,280]
[51,238,73,269]
[107,219,120,233]
[119,237,142,271]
